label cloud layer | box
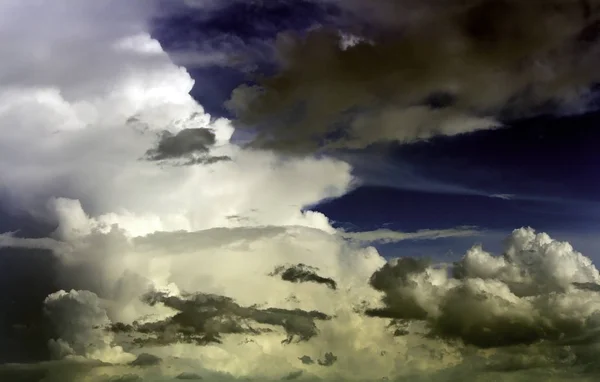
[5,221,600,381]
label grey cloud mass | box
[229,0,600,151]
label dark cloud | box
[298,355,314,365]
[186,155,232,165]
[144,128,230,165]
[145,128,213,159]
[270,263,337,290]
[129,353,162,367]
[367,257,552,347]
[363,230,600,349]
[228,0,600,151]
[282,370,303,380]
[0,359,107,382]
[106,374,142,382]
[317,352,337,367]
[573,282,600,292]
[0,246,59,364]
[109,290,331,346]
[365,258,430,320]
[176,372,203,380]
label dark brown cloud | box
[229,0,600,151]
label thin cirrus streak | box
[1,1,600,382]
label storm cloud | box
[365,227,600,349]
[229,0,600,151]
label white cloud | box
[0,0,353,235]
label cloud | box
[317,352,338,367]
[7,215,600,380]
[0,0,353,233]
[114,290,332,346]
[43,289,134,363]
[0,215,447,380]
[228,0,600,151]
[129,353,162,367]
[146,127,216,160]
[144,127,231,165]
[5,1,600,381]
[490,193,515,200]
[270,264,338,290]
[366,227,600,348]
[176,371,204,380]
[339,226,482,244]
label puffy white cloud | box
[0,0,353,235]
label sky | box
[2,0,600,381]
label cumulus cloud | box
[7,212,600,380]
[367,227,600,349]
[4,1,600,382]
[44,289,134,363]
[1,209,460,380]
[0,0,353,233]
[228,0,600,151]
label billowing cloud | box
[367,227,600,348]
[4,1,600,382]
[5,225,600,381]
[44,289,134,363]
[228,0,600,151]
[0,0,353,232]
